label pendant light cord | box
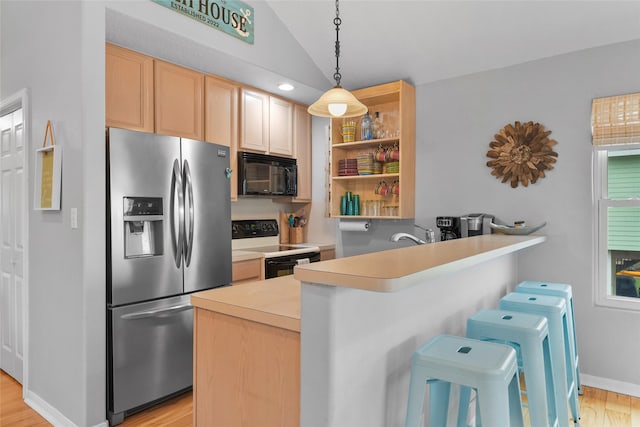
[333,0,342,86]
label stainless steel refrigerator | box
[106,128,232,425]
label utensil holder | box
[289,227,303,244]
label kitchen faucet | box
[390,232,427,245]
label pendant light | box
[307,0,368,118]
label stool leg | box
[568,300,582,396]
[477,381,515,427]
[429,380,451,427]
[543,336,559,427]
[457,386,472,427]
[405,365,427,427]
[562,320,581,422]
[548,320,571,427]
[508,373,525,427]
[520,340,551,427]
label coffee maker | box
[436,214,495,241]
[460,213,495,237]
[436,216,461,241]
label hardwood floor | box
[0,370,191,427]
[2,369,640,426]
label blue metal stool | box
[500,293,580,426]
[406,335,524,427]
[515,281,582,395]
[459,309,558,427]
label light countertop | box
[191,275,300,332]
[196,235,544,330]
[232,243,335,262]
[294,234,546,292]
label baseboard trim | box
[24,389,108,427]
[581,373,640,398]
[24,389,77,427]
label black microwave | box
[237,152,297,197]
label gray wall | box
[0,1,331,425]
[3,0,640,424]
[341,39,640,391]
[1,2,106,426]
[415,39,640,390]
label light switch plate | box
[70,207,78,229]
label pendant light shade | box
[308,0,367,118]
[307,86,368,118]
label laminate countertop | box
[294,234,545,292]
[191,275,300,332]
[193,235,544,331]
[232,243,336,262]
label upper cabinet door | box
[205,75,239,201]
[239,88,270,153]
[204,75,238,147]
[106,43,154,132]
[155,60,204,140]
[293,104,312,202]
[269,97,294,157]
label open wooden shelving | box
[330,80,416,219]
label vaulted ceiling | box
[107,1,640,105]
[267,1,640,90]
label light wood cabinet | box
[194,309,299,427]
[268,97,294,156]
[330,80,416,219]
[204,75,238,147]
[320,248,336,261]
[155,59,204,140]
[239,89,296,157]
[292,104,312,202]
[239,88,270,152]
[205,75,239,199]
[232,258,263,284]
[105,43,154,132]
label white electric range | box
[232,219,320,278]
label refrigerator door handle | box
[119,304,193,320]
[183,159,195,267]
[170,159,184,268]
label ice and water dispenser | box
[123,197,164,258]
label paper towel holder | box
[338,219,371,232]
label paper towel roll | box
[338,220,370,232]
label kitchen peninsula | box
[190,234,545,426]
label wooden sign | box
[151,0,254,44]
[34,120,62,210]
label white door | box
[0,108,25,383]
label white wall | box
[416,39,640,392]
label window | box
[593,93,640,308]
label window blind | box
[592,93,640,146]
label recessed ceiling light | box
[278,83,295,91]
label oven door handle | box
[265,258,300,268]
[266,256,317,268]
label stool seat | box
[515,281,582,395]
[406,335,524,427]
[500,293,580,427]
[462,309,558,427]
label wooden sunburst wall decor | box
[486,121,558,188]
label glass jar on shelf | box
[373,112,385,139]
[360,112,373,140]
